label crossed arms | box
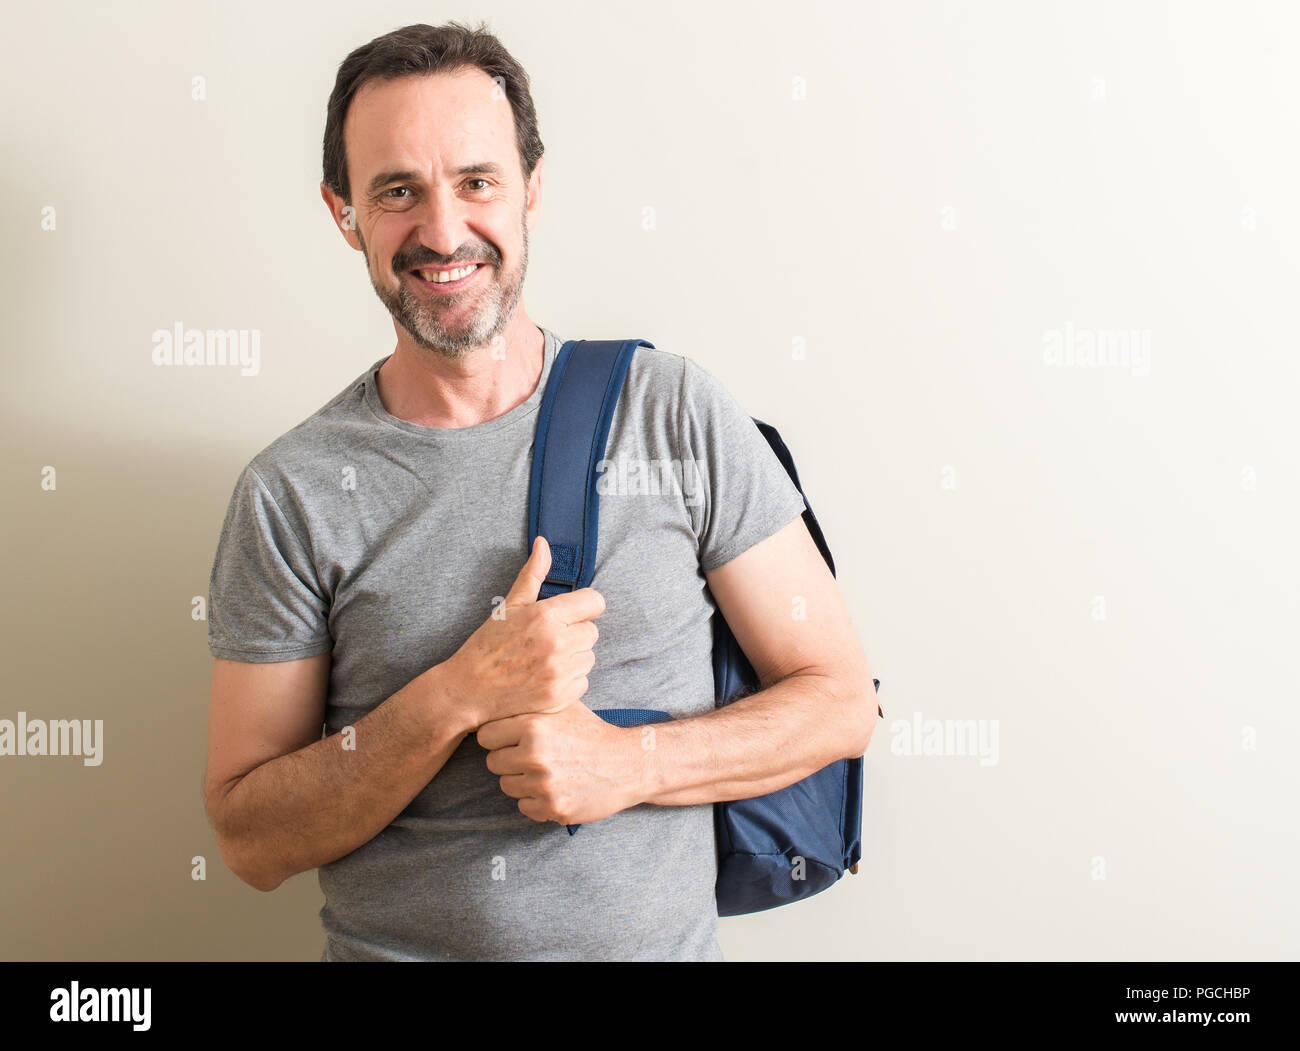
[203,515,877,891]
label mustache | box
[395,248,499,271]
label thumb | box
[504,535,551,607]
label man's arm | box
[204,536,603,891]
[203,654,472,892]
[478,514,877,824]
[637,513,876,806]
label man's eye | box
[465,178,490,192]
[385,187,412,199]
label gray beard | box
[363,225,528,361]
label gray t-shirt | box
[207,325,807,961]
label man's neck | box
[375,316,545,429]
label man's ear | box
[524,154,544,233]
[320,181,362,250]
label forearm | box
[213,662,472,890]
[637,667,874,807]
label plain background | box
[2,0,1297,960]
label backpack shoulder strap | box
[528,338,652,599]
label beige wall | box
[2,0,1297,960]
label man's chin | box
[375,265,517,357]
[390,289,483,346]
[400,313,498,357]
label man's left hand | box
[478,702,651,826]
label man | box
[203,21,876,962]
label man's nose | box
[410,183,470,259]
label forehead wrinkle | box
[346,72,515,188]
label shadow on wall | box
[2,409,326,960]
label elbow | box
[215,829,285,892]
[834,664,879,760]
[841,712,874,761]
[245,873,285,894]
[207,789,285,893]
[235,857,285,894]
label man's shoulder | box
[622,340,712,403]
[620,339,738,413]
[628,341,686,374]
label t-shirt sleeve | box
[677,356,808,573]
[207,463,333,662]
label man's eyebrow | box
[364,169,423,196]
[364,162,506,196]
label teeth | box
[418,264,479,283]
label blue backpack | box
[528,338,881,915]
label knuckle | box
[534,621,560,651]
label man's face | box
[332,68,540,358]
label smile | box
[409,263,487,291]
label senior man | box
[203,20,876,961]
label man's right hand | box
[445,536,605,729]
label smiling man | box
[203,21,877,962]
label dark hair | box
[322,21,544,202]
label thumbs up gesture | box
[445,537,605,729]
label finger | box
[496,773,532,799]
[475,714,528,751]
[485,744,528,776]
[516,797,550,823]
[539,585,606,625]
[503,536,552,608]
[559,620,599,654]
[567,648,596,677]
